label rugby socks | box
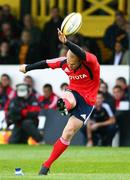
[63,98,72,111]
[43,137,70,168]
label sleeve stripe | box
[46,57,66,64]
[102,103,114,117]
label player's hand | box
[57,28,67,44]
[19,64,27,73]
[91,123,100,131]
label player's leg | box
[57,90,76,115]
[39,115,83,175]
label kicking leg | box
[39,115,83,175]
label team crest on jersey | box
[64,67,70,73]
[69,74,87,80]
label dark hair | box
[116,77,127,84]
[98,91,105,98]
[43,84,52,90]
[60,82,68,89]
[113,85,123,91]
[115,10,124,17]
[1,73,10,80]
[100,82,108,90]
[24,75,33,81]
[51,6,60,11]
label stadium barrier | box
[0,65,129,96]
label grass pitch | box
[0,145,130,180]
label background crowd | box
[0,5,129,65]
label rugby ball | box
[61,12,82,36]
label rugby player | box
[19,29,100,175]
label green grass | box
[0,145,130,180]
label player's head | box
[66,50,82,70]
[95,91,105,107]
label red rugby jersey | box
[46,52,100,106]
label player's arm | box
[58,29,86,60]
[19,57,66,73]
[19,61,48,73]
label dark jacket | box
[5,94,40,126]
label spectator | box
[121,22,130,64]
[113,85,127,110]
[0,41,16,64]
[60,82,68,92]
[113,85,129,146]
[121,49,130,65]
[0,82,8,110]
[116,77,129,99]
[5,83,43,144]
[109,41,125,65]
[39,84,59,110]
[0,22,17,44]
[99,81,115,112]
[2,4,21,36]
[23,75,39,98]
[14,30,41,64]
[0,6,4,27]
[86,91,116,146]
[103,11,128,50]
[22,14,42,44]
[1,73,15,99]
[41,6,63,58]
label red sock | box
[63,98,72,111]
[43,137,70,168]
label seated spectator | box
[113,85,129,146]
[0,41,16,64]
[5,83,43,144]
[109,41,125,65]
[121,49,130,65]
[0,82,8,110]
[14,30,41,64]
[0,22,17,44]
[86,91,116,146]
[1,73,15,99]
[113,85,127,110]
[2,4,21,36]
[115,77,129,99]
[41,6,63,58]
[60,82,68,92]
[103,11,128,50]
[23,75,39,98]
[39,84,59,110]
[99,81,115,112]
[0,6,4,27]
[22,14,42,44]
